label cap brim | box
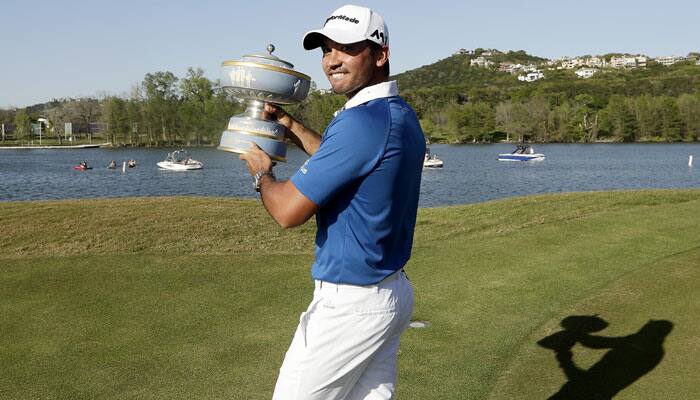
[303,28,366,50]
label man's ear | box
[376,46,389,68]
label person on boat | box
[127,159,136,168]
[240,5,423,399]
[108,160,116,169]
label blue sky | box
[1,0,698,108]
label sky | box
[1,0,698,108]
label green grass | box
[1,190,699,399]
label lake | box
[1,143,699,207]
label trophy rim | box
[221,61,311,81]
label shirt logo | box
[300,159,310,175]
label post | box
[122,161,126,173]
[689,155,694,167]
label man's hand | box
[263,103,294,132]
[240,143,273,175]
[263,102,322,156]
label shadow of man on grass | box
[537,315,673,400]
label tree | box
[179,67,213,146]
[65,98,101,142]
[45,101,68,144]
[599,96,637,142]
[630,95,655,140]
[13,109,32,143]
[105,97,130,145]
[677,93,700,141]
[659,96,682,142]
[142,71,180,145]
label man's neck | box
[346,77,388,100]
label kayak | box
[73,165,92,170]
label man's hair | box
[368,41,390,77]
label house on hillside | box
[471,56,495,68]
[561,58,583,69]
[575,68,599,79]
[481,49,502,56]
[518,71,544,82]
[498,62,524,74]
[585,57,605,68]
[454,48,475,55]
[655,55,682,66]
[610,56,637,68]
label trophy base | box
[218,129,287,162]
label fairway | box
[1,190,699,399]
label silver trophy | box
[218,44,311,162]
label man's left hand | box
[240,143,273,175]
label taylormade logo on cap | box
[303,4,389,50]
[325,15,360,24]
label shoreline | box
[0,143,110,150]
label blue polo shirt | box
[290,84,425,285]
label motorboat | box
[423,147,444,168]
[498,145,545,162]
[157,150,203,171]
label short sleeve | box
[291,107,388,206]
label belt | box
[315,269,404,291]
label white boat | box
[498,145,545,162]
[157,150,203,170]
[423,147,443,168]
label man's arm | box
[257,176,318,228]
[264,103,322,156]
[240,144,318,228]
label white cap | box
[303,5,389,50]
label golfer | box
[240,5,425,399]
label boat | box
[157,150,203,171]
[73,162,92,170]
[423,147,444,168]
[498,145,545,162]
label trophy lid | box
[239,44,294,69]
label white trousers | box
[272,270,414,400]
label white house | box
[518,71,544,82]
[454,48,475,55]
[585,57,604,68]
[561,58,583,69]
[655,56,682,66]
[471,56,494,68]
[575,68,599,79]
[610,56,637,68]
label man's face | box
[321,38,378,98]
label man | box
[240,5,425,399]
